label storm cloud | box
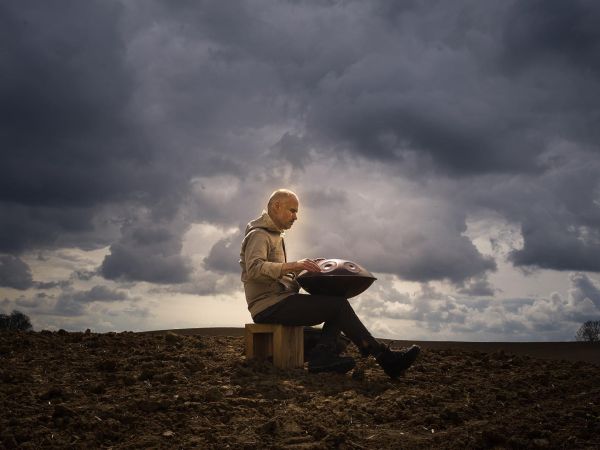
[100,213,192,284]
[2,0,600,337]
[0,255,33,290]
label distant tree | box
[0,310,33,332]
[575,320,600,342]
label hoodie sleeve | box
[244,231,284,280]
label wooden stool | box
[245,323,304,369]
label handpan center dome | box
[297,258,376,298]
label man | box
[239,189,420,376]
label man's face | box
[272,196,299,230]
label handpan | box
[297,258,377,298]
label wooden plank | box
[245,323,279,333]
[273,325,304,369]
[244,325,254,359]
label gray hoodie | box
[239,211,300,318]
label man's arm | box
[244,233,321,280]
[244,233,284,280]
[281,259,321,274]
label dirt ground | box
[1,330,599,449]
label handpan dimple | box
[343,261,360,273]
[297,258,377,298]
[320,260,338,272]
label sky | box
[1,0,600,341]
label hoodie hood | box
[245,211,283,236]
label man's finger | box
[296,259,321,272]
[305,262,321,272]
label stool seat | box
[245,323,304,369]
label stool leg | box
[273,326,304,369]
[251,333,273,361]
[245,326,254,359]
[258,333,273,360]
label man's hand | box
[282,259,321,274]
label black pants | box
[253,293,380,355]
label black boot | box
[375,344,420,379]
[307,343,356,374]
[303,327,351,360]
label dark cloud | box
[34,280,72,290]
[0,1,184,254]
[569,272,600,309]
[15,292,52,309]
[101,242,191,284]
[503,0,600,73]
[0,205,92,253]
[457,276,496,297]
[270,133,314,169]
[499,1,600,154]
[52,286,129,317]
[377,234,496,284]
[6,286,134,323]
[73,285,128,303]
[472,159,600,273]
[509,222,600,272]
[100,216,192,284]
[203,236,241,274]
[0,255,34,290]
[70,270,97,281]
[0,1,152,206]
[302,0,600,179]
[309,100,538,176]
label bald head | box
[267,189,298,213]
[267,189,299,230]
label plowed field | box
[1,330,599,449]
